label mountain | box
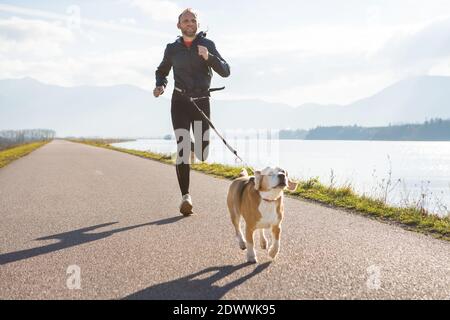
[0,77,171,137]
[342,76,450,125]
[1,76,450,137]
[290,76,450,128]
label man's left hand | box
[198,45,209,61]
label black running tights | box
[171,96,210,196]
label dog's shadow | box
[124,262,271,300]
[0,216,184,265]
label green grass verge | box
[0,141,50,169]
[69,139,450,241]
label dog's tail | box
[239,168,248,177]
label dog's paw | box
[239,241,247,250]
[247,256,258,264]
[260,240,268,250]
[268,246,279,259]
[246,252,258,264]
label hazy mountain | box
[0,77,171,137]
[1,76,449,137]
[342,76,450,125]
[289,76,450,128]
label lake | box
[112,138,450,216]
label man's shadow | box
[0,216,184,265]
[124,262,271,300]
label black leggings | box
[171,95,210,196]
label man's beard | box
[182,28,197,37]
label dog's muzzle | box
[277,174,288,187]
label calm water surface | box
[112,139,450,216]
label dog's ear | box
[254,170,262,190]
[285,170,298,191]
[287,180,298,192]
[239,168,248,177]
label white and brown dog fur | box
[227,167,298,263]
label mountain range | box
[1,76,449,137]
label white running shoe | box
[179,194,194,216]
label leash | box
[174,86,254,175]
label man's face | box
[177,12,199,37]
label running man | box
[153,8,230,216]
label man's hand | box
[153,86,165,98]
[198,45,209,61]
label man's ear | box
[177,22,181,30]
[254,170,262,191]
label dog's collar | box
[261,196,281,202]
[258,188,283,202]
[258,190,283,202]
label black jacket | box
[155,32,230,95]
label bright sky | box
[1,0,450,106]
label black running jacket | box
[155,32,230,94]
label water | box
[112,139,450,216]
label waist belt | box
[174,87,209,95]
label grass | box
[0,141,50,169]
[69,138,450,242]
[291,177,450,240]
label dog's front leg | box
[259,229,268,250]
[245,226,257,263]
[269,225,281,259]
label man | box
[154,8,230,216]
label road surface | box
[0,140,449,299]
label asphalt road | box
[0,140,449,299]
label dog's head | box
[254,167,298,193]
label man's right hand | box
[153,86,165,98]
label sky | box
[1,0,450,106]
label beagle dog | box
[227,167,298,263]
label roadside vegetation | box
[69,138,450,241]
[0,141,50,168]
[0,129,55,168]
[0,129,55,151]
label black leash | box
[174,86,254,175]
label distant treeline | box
[279,118,450,141]
[0,129,56,150]
[279,129,309,140]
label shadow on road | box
[0,216,184,265]
[150,216,185,225]
[124,262,271,300]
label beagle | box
[227,167,298,263]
